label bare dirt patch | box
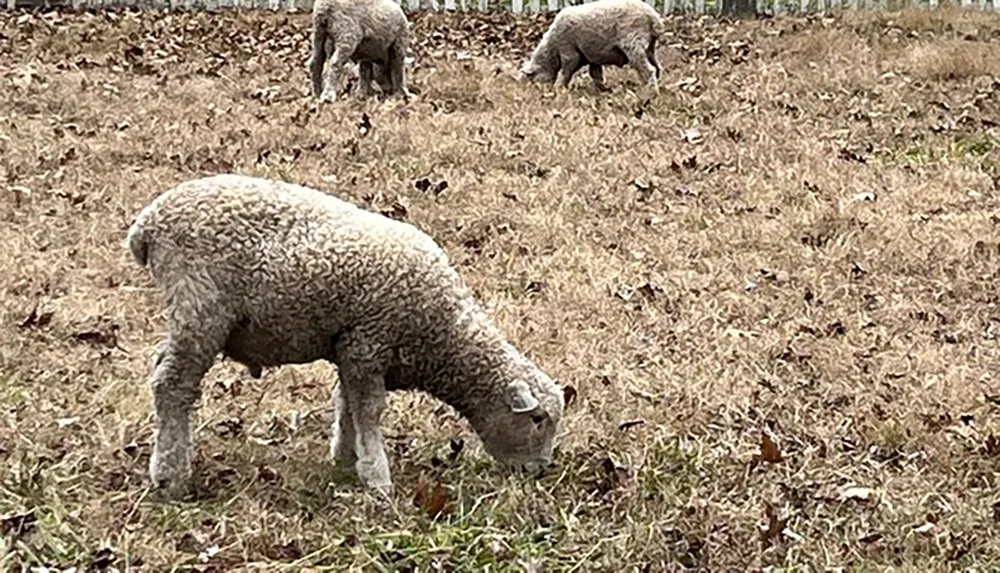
[2,5,1000,570]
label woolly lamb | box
[126,174,566,497]
[309,0,411,102]
[519,0,665,92]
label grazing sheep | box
[519,0,665,93]
[126,174,566,497]
[309,0,411,102]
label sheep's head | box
[518,59,557,84]
[474,368,565,474]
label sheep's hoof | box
[319,91,337,103]
[150,478,192,500]
[149,466,193,500]
[368,482,394,498]
[356,460,393,495]
[330,441,356,466]
[149,447,194,499]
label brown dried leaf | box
[90,546,115,570]
[1,510,36,539]
[448,438,465,462]
[594,455,633,495]
[413,477,453,519]
[618,419,646,432]
[357,113,372,137]
[562,385,578,407]
[72,326,119,348]
[759,503,787,545]
[859,532,883,544]
[19,304,53,329]
[758,431,783,463]
[379,199,408,221]
[985,434,1000,456]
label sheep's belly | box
[352,37,391,65]
[223,325,335,368]
[580,46,629,67]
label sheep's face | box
[478,375,564,473]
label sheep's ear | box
[506,382,540,413]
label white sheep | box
[309,0,411,102]
[125,174,566,497]
[519,0,666,93]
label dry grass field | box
[2,3,1000,570]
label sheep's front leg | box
[623,44,659,93]
[556,50,584,89]
[330,379,356,464]
[321,35,361,103]
[338,362,392,494]
[148,335,218,498]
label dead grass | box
[2,5,1000,571]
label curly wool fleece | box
[126,174,565,496]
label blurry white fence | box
[3,0,999,17]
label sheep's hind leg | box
[374,63,394,95]
[588,64,610,92]
[330,379,357,465]
[357,61,376,98]
[148,301,231,498]
[647,39,661,80]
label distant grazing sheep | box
[126,174,566,497]
[519,0,666,92]
[309,0,411,102]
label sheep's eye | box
[530,413,546,425]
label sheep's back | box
[555,0,658,53]
[136,175,460,338]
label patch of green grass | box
[954,133,998,157]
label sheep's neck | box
[424,302,511,427]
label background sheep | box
[519,0,665,92]
[309,0,411,102]
[126,174,566,497]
